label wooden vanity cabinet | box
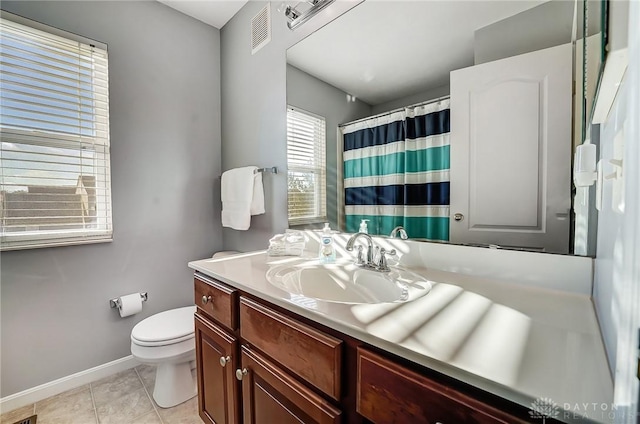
[194,272,535,424]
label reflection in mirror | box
[573,0,606,256]
[286,0,602,256]
[583,0,606,132]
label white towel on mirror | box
[221,166,265,230]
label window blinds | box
[0,12,112,250]
[286,107,326,224]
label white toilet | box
[130,305,197,408]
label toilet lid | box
[131,305,196,345]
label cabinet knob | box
[201,295,212,304]
[219,356,231,367]
[235,368,248,381]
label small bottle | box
[359,219,369,234]
[319,223,336,263]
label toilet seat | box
[131,336,195,362]
[131,305,196,347]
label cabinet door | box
[195,313,240,424]
[450,43,572,253]
[238,345,341,424]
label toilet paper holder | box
[110,292,148,309]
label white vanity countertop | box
[188,251,613,423]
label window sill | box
[0,237,113,252]
[288,217,327,227]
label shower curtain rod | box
[339,95,450,128]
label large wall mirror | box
[286,0,605,256]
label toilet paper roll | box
[118,293,143,318]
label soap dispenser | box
[359,219,369,234]
[319,223,336,263]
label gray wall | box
[220,1,361,252]
[370,84,451,115]
[286,65,371,229]
[474,0,575,64]
[0,1,222,396]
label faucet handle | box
[377,248,396,272]
[356,245,365,265]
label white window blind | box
[0,12,112,250]
[286,107,326,224]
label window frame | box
[286,106,327,226]
[0,11,112,251]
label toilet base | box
[153,361,197,408]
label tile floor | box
[0,365,203,424]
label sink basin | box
[265,260,432,304]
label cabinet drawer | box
[357,348,527,424]
[240,297,342,400]
[194,274,237,330]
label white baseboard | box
[0,355,139,414]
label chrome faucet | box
[346,233,374,265]
[389,226,408,240]
[346,233,396,272]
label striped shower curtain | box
[342,99,450,241]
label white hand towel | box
[250,172,265,215]
[221,166,265,230]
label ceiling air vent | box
[251,4,271,55]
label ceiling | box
[287,1,546,105]
[157,0,248,29]
[157,1,552,105]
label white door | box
[450,43,572,253]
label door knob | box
[236,368,248,380]
[454,213,464,221]
[219,356,231,367]
[202,295,212,304]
